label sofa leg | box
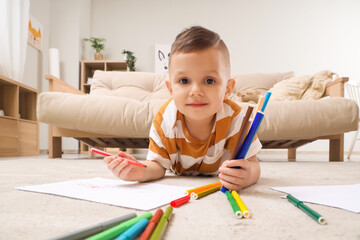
[49,136,62,158]
[48,125,62,158]
[288,148,296,161]
[329,134,344,162]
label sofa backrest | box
[91,71,171,101]
[90,70,294,102]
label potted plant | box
[84,37,106,60]
[122,50,137,71]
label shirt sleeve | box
[146,122,172,170]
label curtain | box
[0,0,30,82]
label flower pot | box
[94,52,103,60]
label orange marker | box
[184,182,221,196]
[91,147,146,168]
[139,209,163,240]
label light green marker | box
[85,212,153,240]
[225,190,242,218]
[149,206,173,240]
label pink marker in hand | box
[91,147,146,168]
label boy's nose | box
[190,83,203,96]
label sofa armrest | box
[45,75,84,95]
[323,77,349,97]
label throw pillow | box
[269,75,312,101]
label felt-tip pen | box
[91,147,146,168]
[115,218,149,240]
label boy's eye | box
[179,78,189,84]
[205,78,216,84]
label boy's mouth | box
[187,102,208,107]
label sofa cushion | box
[231,71,294,93]
[259,97,359,140]
[37,92,166,138]
[90,71,171,101]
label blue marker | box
[115,218,149,240]
[261,91,272,112]
[221,111,265,193]
[235,111,264,159]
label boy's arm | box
[139,160,166,182]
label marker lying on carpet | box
[86,212,153,240]
[170,195,191,208]
[184,182,221,196]
[231,191,250,218]
[115,218,149,240]
[149,206,173,240]
[225,190,242,219]
[50,213,137,240]
[91,148,146,168]
[139,209,163,240]
[287,194,327,225]
[191,185,221,200]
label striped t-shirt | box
[146,98,262,176]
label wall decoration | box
[28,15,42,51]
[155,44,171,73]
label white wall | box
[25,0,91,151]
[90,0,360,152]
[91,0,360,80]
[25,0,359,153]
[24,0,51,151]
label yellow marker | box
[231,191,251,218]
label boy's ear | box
[224,78,235,99]
[165,80,173,95]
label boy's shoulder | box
[153,98,176,127]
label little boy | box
[104,26,262,191]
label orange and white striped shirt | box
[147,98,262,176]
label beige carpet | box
[0,154,359,240]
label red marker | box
[139,208,163,240]
[170,195,191,208]
[91,147,146,168]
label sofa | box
[37,70,359,161]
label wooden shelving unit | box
[0,75,39,157]
[79,60,128,154]
[80,60,127,94]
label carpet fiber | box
[0,155,359,240]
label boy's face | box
[166,47,234,123]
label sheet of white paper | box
[17,178,191,211]
[271,183,360,213]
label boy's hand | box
[218,155,260,192]
[218,159,251,191]
[103,151,145,182]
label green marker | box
[85,212,153,240]
[225,190,242,218]
[287,194,327,225]
[149,206,173,240]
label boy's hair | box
[169,26,230,73]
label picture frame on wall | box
[28,15,43,51]
[154,44,171,74]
